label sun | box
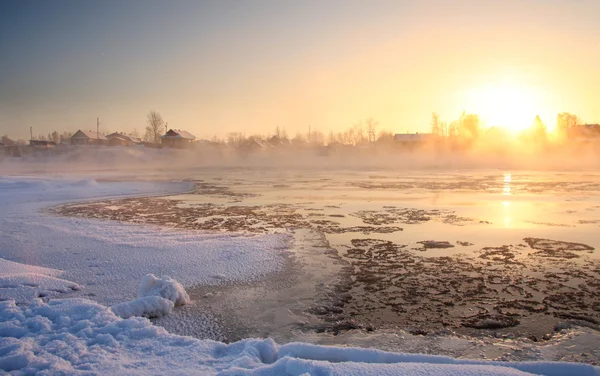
[466,79,551,133]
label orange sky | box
[1,0,599,140]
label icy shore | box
[1,176,599,375]
[1,297,598,375]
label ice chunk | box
[138,274,190,306]
[110,296,174,319]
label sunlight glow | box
[466,76,552,133]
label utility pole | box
[308,125,311,143]
[30,127,33,141]
[165,122,168,134]
[97,117,100,139]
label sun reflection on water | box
[502,173,512,227]
[503,173,512,196]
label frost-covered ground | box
[4,298,599,375]
[1,175,599,375]
[0,177,291,304]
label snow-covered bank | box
[0,177,292,308]
[1,298,598,375]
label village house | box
[238,138,267,154]
[393,133,434,143]
[265,135,291,148]
[160,129,196,148]
[569,124,600,141]
[106,132,142,147]
[70,130,108,146]
[29,140,57,148]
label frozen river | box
[48,168,600,364]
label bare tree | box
[291,132,307,147]
[227,132,246,146]
[145,111,165,144]
[448,121,458,138]
[48,131,60,143]
[352,123,366,145]
[308,130,325,146]
[272,126,289,141]
[531,115,547,142]
[327,130,337,145]
[556,112,579,138]
[366,118,378,143]
[210,135,223,144]
[376,130,394,144]
[60,131,73,143]
[1,135,15,145]
[431,113,442,137]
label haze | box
[2,0,600,140]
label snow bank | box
[0,258,61,277]
[138,274,190,306]
[110,274,189,319]
[110,296,174,319]
[0,273,81,304]
[0,177,291,309]
[0,258,81,304]
[0,298,598,375]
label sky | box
[1,0,600,140]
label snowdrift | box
[1,298,598,375]
[111,274,190,319]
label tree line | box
[429,111,584,145]
[2,110,588,148]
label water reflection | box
[503,173,511,196]
[503,200,512,227]
[503,173,512,227]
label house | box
[106,132,142,146]
[160,129,196,148]
[393,133,434,143]
[70,130,108,146]
[238,138,267,153]
[266,135,290,148]
[569,124,600,141]
[29,140,57,148]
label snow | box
[0,177,292,308]
[110,274,190,319]
[1,298,598,375]
[0,258,81,304]
[0,258,61,277]
[0,175,599,375]
[0,273,81,304]
[138,274,190,306]
[110,296,174,319]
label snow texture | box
[0,298,598,376]
[0,177,291,307]
[138,274,190,306]
[0,258,81,304]
[0,273,81,304]
[110,296,174,319]
[110,274,189,319]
